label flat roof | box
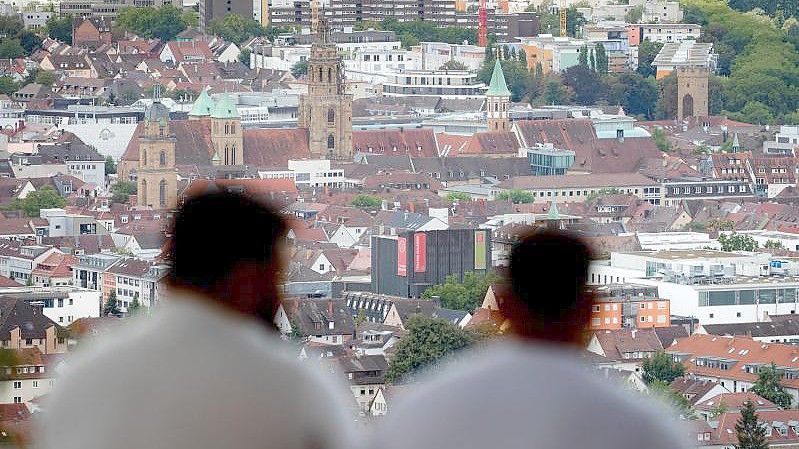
[624,249,746,260]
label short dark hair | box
[509,230,591,322]
[169,192,287,291]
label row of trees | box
[355,19,477,49]
[0,16,42,58]
[420,272,501,311]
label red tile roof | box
[352,128,438,157]
[242,128,311,168]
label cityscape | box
[0,0,798,446]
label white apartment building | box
[382,69,487,99]
[344,49,418,84]
[639,23,701,44]
[259,159,359,189]
[635,232,720,251]
[415,42,486,71]
[0,287,101,326]
[0,243,61,283]
[642,1,683,23]
[589,249,799,325]
[763,125,799,156]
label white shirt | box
[38,292,355,449]
[379,341,692,449]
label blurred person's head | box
[505,230,592,345]
[168,191,288,325]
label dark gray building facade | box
[371,228,492,298]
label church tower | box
[137,101,177,210]
[298,21,353,159]
[209,93,243,166]
[188,88,215,120]
[486,59,511,132]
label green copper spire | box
[547,201,560,220]
[486,59,511,97]
[210,93,240,119]
[189,88,215,117]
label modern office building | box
[371,229,492,298]
[527,143,575,176]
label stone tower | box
[486,59,511,132]
[210,93,243,166]
[677,67,709,120]
[137,101,177,210]
[298,21,353,159]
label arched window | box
[328,67,332,83]
[318,67,323,81]
[159,179,167,208]
[224,144,229,165]
[224,123,229,134]
[140,179,147,206]
[231,145,236,165]
[230,122,236,134]
[327,108,335,124]
[159,150,166,167]
[327,134,335,150]
[141,149,148,167]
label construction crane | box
[311,0,320,35]
[477,0,487,47]
[559,0,567,37]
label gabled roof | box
[591,328,664,361]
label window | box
[13,397,21,404]
[159,151,166,167]
[592,305,600,312]
[32,381,38,388]
[159,179,167,208]
[327,134,335,151]
[327,108,335,124]
[13,381,21,389]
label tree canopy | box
[45,16,73,44]
[208,14,265,44]
[421,272,501,311]
[111,181,137,204]
[3,186,66,217]
[751,363,793,409]
[385,315,474,383]
[641,351,685,384]
[496,189,535,204]
[351,194,382,210]
[718,233,758,252]
[736,400,769,449]
[116,5,194,41]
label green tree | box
[707,218,736,232]
[563,65,603,105]
[595,43,609,74]
[111,181,137,204]
[104,291,121,317]
[128,298,142,317]
[445,192,471,203]
[0,40,25,59]
[710,401,729,419]
[651,127,672,152]
[641,351,685,384]
[4,186,66,217]
[718,233,759,252]
[578,45,588,67]
[730,100,774,125]
[116,5,191,41]
[606,73,658,119]
[585,188,621,202]
[625,4,643,23]
[751,362,793,408]
[421,272,500,312]
[543,78,568,104]
[35,70,57,87]
[105,156,117,175]
[735,400,769,449]
[0,76,18,96]
[238,48,252,66]
[45,16,73,43]
[496,189,535,204]
[439,60,468,71]
[291,60,308,78]
[351,194,382,210]
[208,13,265,44]
[385,315,474,383]
[765,240,785,249]
[637,40,663,78]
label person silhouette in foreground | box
[38,192,354,449]
[379,230,691,449]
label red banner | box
[414,232,427,273]
[397,236,407,277]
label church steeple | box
[486,59,511,132]
[298,19,353,159]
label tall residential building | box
[298,24,353,159]
[485,59,510,132]
[59,0,180,21]
[268,0,457,29]
[199,0,254,31]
